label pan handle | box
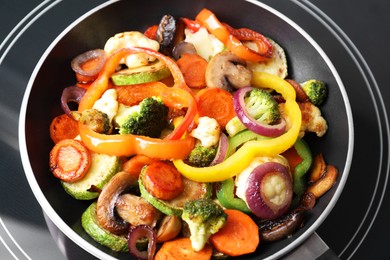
[282,232,339,259]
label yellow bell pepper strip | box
[77,47,197,159]
[173,72,302,182]
[195,8,272,62]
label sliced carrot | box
[75,57,102,83]
[176,53,208,88]
[122,155,156,178]
[282,146,303,173]
[49,139,91,182]
[50,113,79,144]
[114,84,153,106]
[210,209,259,257]
[155,237,212,260]
[141,161,184,200]
[196,87,236,129]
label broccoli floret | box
[78,109,111,134]
[186,145,217,167]
[119,97,169,137]
[182,198,227,251]
[301,79,328,106]
[244,88,281,125]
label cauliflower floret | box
[184,27,225,61]
[235,156,290,204]
[298,102,328,137]
[279,102,328,138]
[104,31,160,68]
[190,117,221,148]
[92,89,119,126]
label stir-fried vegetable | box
[47,8,339,259]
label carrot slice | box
[122,155,156,178]
[49,139,91,182]
[210,209,259,257]
[75,57,102,83]
[49,113,79,144]
[176,53,208,88]
[141,161,184,200]
[155,237,212,260]
[196,87,236,129]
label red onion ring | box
[61,86,86,117]
[70,49,106,77]
[233,86,286,137]
[245,162,293,220]
[128,225,156,260]
[210,132,229,165]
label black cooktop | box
[1,0,389,259]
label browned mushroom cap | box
[96,171,138,235]
[115,193,162,228]
[259,208,305,242]
[156,215,182,243]
[205,51,252,91]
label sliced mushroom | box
[258,208,305,242]
[115,193,162,228]
[156,215,182,243]
[205,51,252,91]
[96,171,138,235]
[258,191,316,242]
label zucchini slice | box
[81,202,128,252]
[247,38,288,79]
[111,60,171,86]
[139,168,212,216]
[62,153,121,200]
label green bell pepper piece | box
[292,138,313,198]
[216,177,251,213]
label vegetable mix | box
[49,8,338,259]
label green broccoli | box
[186,145,217,167]
[118,97,169,137]
[301,79,328,106]
[78,109,111,134]
[182,198,227,251]
[225,88,281,136]
[245,88,281,124]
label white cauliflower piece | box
[298,102,328,137]
[104,31,160,68]
[279,102,328,138]
[92,89,118,126]
[184,27,225,61]
[190,116,221,148]
[235,156,290,205]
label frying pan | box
[19,0,353,259]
